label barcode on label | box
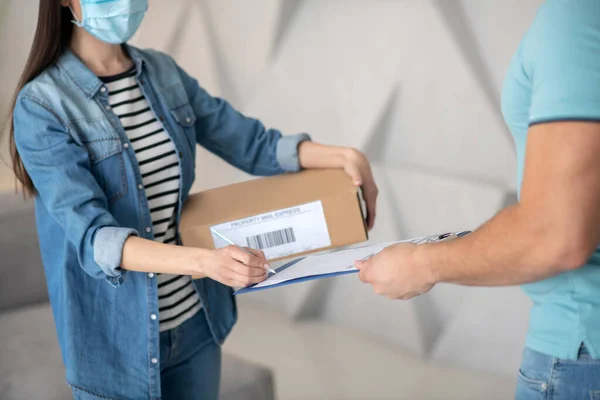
[246,228,296,250]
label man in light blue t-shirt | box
[355,1,600,398]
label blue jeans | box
[71,310,221,400]
[159,310,221,400]
[516,345,600,400]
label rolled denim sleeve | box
[13,96,137,286]
[276,133,312,172]
[93,226,137,283]
[174,60,311,176]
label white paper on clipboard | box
[247,231,470,291]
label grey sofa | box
[0,192,275,400]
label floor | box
[224,300,516,400]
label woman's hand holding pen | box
[121,237,269,288]
[198,246,270,288]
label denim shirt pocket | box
[170,103,197,155]
[75,119,128,203]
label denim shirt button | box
[138,184,143,190]
[148,273,154,278]
[150,314,157,320]
[105,105,111,111]
[145,227,152,233]
[100,87,107,93]
[151,358,158,364]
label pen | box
[209,228,277,275]
[437,230,472,240]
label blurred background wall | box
[0,0,544,383]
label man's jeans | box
[516,345,600,400]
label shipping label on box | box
[209,201,332,260]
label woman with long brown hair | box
[9,1,379,399]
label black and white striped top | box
[101,68,202,332]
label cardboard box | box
[180,169,368,267]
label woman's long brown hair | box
[8,1,74,196]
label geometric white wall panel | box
[188,147,252,193]
[245,70,345,145]
[0,2,6,24]
[431,286,531,377]
[271,0,306,59]
[0,1,36,189]
[458,0,543,97]
[204,0,281,107]
[245,0,406,148]
[133,0,222,98]
[0,1,38,123]
[131,0,192,54]
[380,0,516,188]
[383,165,504,238]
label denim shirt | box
[13,45,309,400]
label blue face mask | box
[70,0,149,44]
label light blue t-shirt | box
[502,0,600,360]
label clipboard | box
[234,256,358,295]
[234,230,470,295]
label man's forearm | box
[418,204,587,286]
